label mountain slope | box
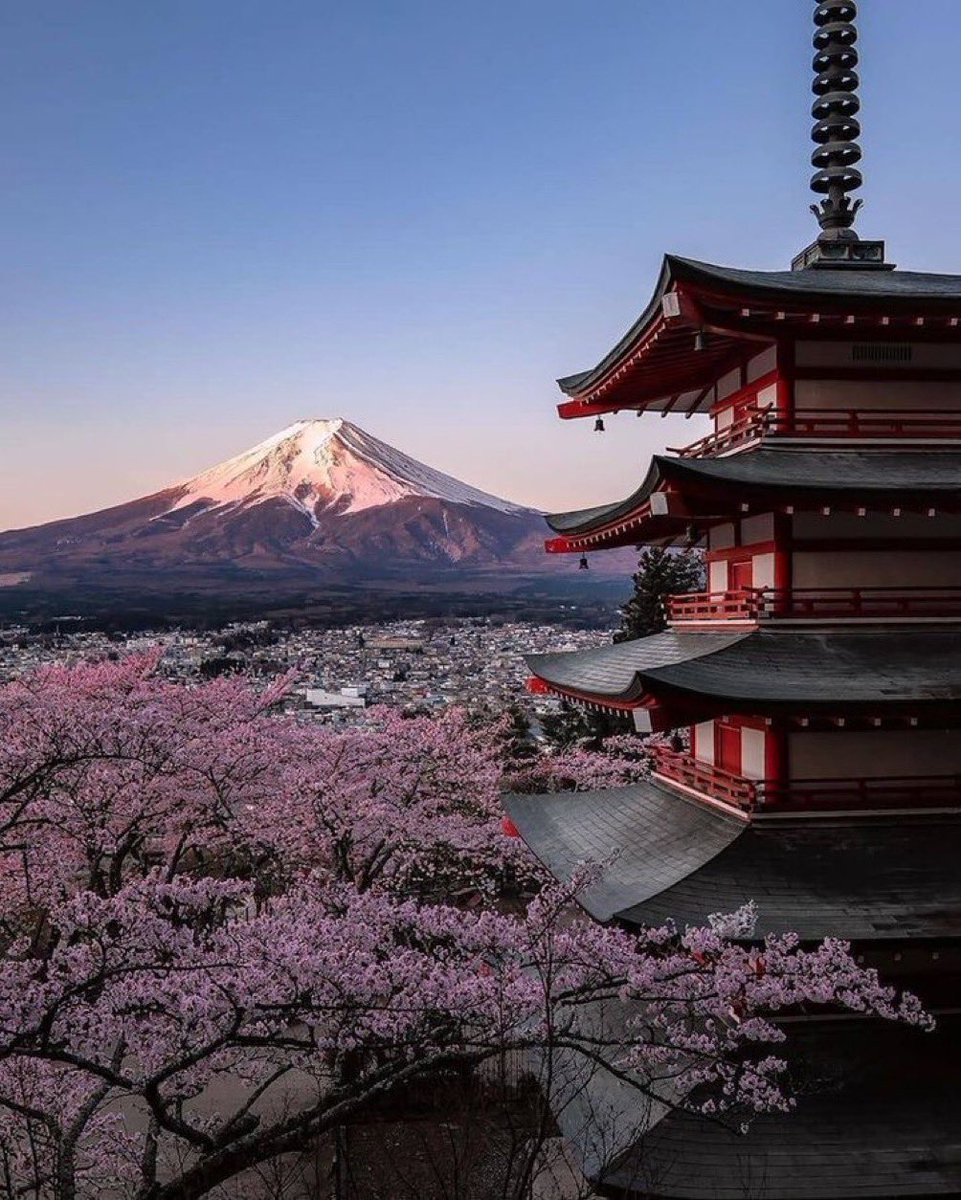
[0,419,633,608]
[164,419,533,522]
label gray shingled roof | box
[661,449,961,493]
[558,254,961,399]
[503,782,743,922]
[525,630,750,700]
[600,1017,961,1198]
[545,450,961,537]
[672,256,961,301]
[527,628,961,709]
[503,782,961,940]
[642,628,961,709]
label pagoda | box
[505,3,961,1195]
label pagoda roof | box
[526,628,961,714]
[503,781,961,940]
[545,449,961,550]
[526,630,749,703]
[557,255,961,418]
[592,1016,961,1198]
[664,256,961,307]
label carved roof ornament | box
[792,1,892,270]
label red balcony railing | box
[674,413,771,458]
[649,745,961,813]
[673,407,961,459]
[648,745,759,809]
[667,586,961,624]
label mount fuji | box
[0,419,630,617]
[162,418,533,523]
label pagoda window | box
[740,727,767,781]
[692,720,715,766]
[751,552,776,590]
[708,524,737,551]
[708,559,729,593]
[742,514,775,543]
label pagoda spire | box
[792,0,891,270]
[810,1,862,237]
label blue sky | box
[2,0,960,528]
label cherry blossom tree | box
[0,657,927,1199]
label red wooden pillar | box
[772,512,793,616]
[775,340,795,431]
[764,721,789,808]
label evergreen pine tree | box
[615,547,704,642]
[538,700,627,751]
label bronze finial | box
[810,1,863,239]
[792,0,891,269]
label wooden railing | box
[673,407,961,458]
[648,745,759,809]
[649,745,961,813]
[673,413,771,458]
[667,586,961,623]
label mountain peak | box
[166,418,533,522]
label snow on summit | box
[167,419,534,521]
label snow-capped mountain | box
[0,418,631,612]
[165,418,533,523]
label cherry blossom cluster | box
[0,656,927,1198]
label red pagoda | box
[505,3,961,1195]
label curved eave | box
[557,254,961,419]
[545,461,662,535]
[503,783,961,940]
[670,255,961,310]
[545,514,688,554]
[557,257,676,398]
[643,628,961,713]
[526,629,961,714]
[556,257,750,419]
[543,451,961,552]
[525,631,751,707]
[544,461,696,552]
[502,782,744,924]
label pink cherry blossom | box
[0,656,927,1198]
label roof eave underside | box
[557,255,961,414]
[543,450,961,542]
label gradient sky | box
[2,0,960,530]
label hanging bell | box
[593,417,605,433]
[579,555,590,570]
